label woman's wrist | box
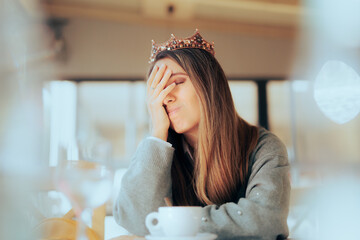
[151,130,168,141]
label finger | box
[151,64,166,90]
[151,64,167,90]
[153,69,172,97]
[147,65,159,89]
[158,82,176,101]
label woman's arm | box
[113,138,174,236]
[200,131,290,240]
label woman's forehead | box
[155,58,186,73]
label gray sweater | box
[113,128,290,240]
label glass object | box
[55,141,113,240]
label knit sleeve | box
[200,129,291,240]
[113,137,175,236]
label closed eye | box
[174,77,186,85]
[175,81,184,85]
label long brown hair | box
[149,48,259,206]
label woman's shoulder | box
[251,127,288,160]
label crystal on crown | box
[149,29,215,63]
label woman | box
[113,30,290,240]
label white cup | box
[145,206,202,237]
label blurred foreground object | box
[288,0,360,238]
[32,164,107,240]
[292,171,360,239]
[288,0,360,167]
[0,0,57,239]
[311,0,360,124]
[314,60,360,124]
[314,173,360,239]
[292,0,360,125]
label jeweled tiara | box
[149,29,215,63]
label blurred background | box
[1,0,360,239]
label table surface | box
[109,236,144,240]
[109,236,297,240]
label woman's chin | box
[170,124,186,134]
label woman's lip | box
[168,107,180,117]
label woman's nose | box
[163,92,175,106]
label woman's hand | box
[147,64,176,141]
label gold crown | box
[149,29,215,63]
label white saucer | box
[145,233,217,240]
